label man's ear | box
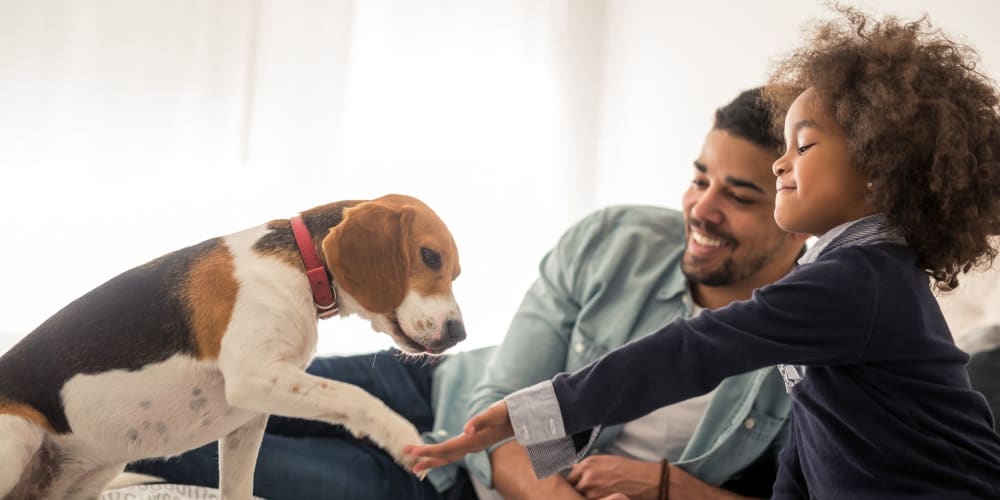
[322,202,414,314]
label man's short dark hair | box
[713,88,781,152]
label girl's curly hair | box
[763,5,1000,291]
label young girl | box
[408,8,1000,498]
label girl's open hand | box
[404,400,515,475]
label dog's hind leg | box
[218,414,267,500]
[71,463,126,500]
[0,414,46,497]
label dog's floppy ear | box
[322,201,415,314]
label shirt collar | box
[798,213,907,265]
[657,251,690,302]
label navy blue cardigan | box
[552,243,1000,498]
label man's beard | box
[682,255,737,287]
[682,247,775,287]
[682,217,784,287]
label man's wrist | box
[657,458,671,500]
[668,464,760,500]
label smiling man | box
[460,88,809,500]
[683,127,806,309]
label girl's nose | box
[773,157,788,176]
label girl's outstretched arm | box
[406,400,514,474]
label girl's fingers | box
[404,400,515,478]
[405,435,475,458]
[411,456,452,475]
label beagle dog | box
[0,194,464,499]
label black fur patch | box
[0,238,224,434]
[254,200,358,257]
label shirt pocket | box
[732,407,784,443]
[565,326,614,372]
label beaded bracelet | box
[657,458,671,500]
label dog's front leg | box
[222,362,422,470]
[219,414,267,500]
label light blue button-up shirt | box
[423,206,792,492]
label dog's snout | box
[444,319,466,343]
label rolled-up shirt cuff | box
[505,380,600,478]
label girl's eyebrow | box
[793,119,821,134]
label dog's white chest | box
[60,354,255,462]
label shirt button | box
[574,342,585,354]
[744,418,756,429]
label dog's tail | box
[0,414,46,497]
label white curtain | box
[2,0,998,355]
[0,0,604,355]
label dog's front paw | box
[366,410,424,472]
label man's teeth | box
[692,231,723,248]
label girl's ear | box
[321,201,413,314]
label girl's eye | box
[797,143,815,155]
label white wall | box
[1,0,998,356]
[594,0,1000,212]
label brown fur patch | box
[406,213,461,299]
[322,194,461,312]
[323,201,410,314]
[0,401,56,433]
[184,244,239,359]
[388,194,460,300]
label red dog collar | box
[290,215,339,319]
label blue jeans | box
[127,351,460,500]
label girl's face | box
[772,88,873,236]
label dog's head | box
[321,194,464,354]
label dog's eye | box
[420,247,442,271]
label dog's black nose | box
[444,319,466,343]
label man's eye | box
[692,179,709,189]
[731,195,756,205]
[420,247,442,270]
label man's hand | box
[405,400,514,475]
[566,455,660,500]
[566,454,763,500]
[490,441,585,500]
